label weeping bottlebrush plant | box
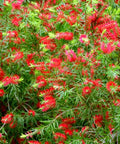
[0,0,120,144]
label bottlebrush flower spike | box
[93,114,103,127]
[101,42,115,54]
[64,129,73,136]
[106,81,117,92]
[65,49,77,62]
[113,99,120,106]
[12,51,24,61]
[79,34,89,45]
[0,32,2,40]
[54,132,67,141]
[40,96,56,112]
[0,68,5,81]
[62,117,76,124]
[58,123,70,130]
[82,86,91,96]
[1,113,14,124]
[28,140,41,144]
[56,32,73,40]
[9,121,17,129]
[36,76,47,88]
[28,110,36,117]
[0,89,5,97]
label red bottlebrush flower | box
[58,142,64,144]
[11,17,22,27]
[113,99,120,106]
[101,42,115,54]
[79,34,89,45]
[2,76,12,86]
[1,113,13,124]
[14,37,21,44]
[56,32,73,40]
[62,117,76,124]
[115,0,119,4]
[36,76,47,88]
[12,2,21,11]
[81,126,89,133]
[40,96,56,112]
[64,129,73,136]
[28,110,36,117]
[45,142,50,144]
[0,32,2,40]
[12,51,24,61]
[0,89,5,97]
[9,121,17,128]
[58,123,70,130]
[82,140,86,144]
[82,86,91,96]
[106,81,117,92]
[7,30,18,38]
[105,111,110,121]
[50,58,62,68]
[11,75,20,84]
[79,34,87,43]
[108,124,114,134]
[65,50,77,62]
[17,138,25,144]
[28,140,41,144]
[0,68,5,81]
[2,75,20,86]
[94,114,103,127]
[54,132,67,141]
[0,133,2,138]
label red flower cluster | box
[56,32,73,40]
[65,50,77,62]
[1,113,13,124]
[28,140,41,144]
[101,42,115,54]
[36,76,47,88]
[54,132,67,141]
[93,114,103,127]
[0,89,5,97]
[2,75,20,86]
[40,95,56,112]
[0,68,5,81]
[82,86,91,96]
[106,81,117,92]
[28,110,36,117]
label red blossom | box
[65,50,77,62]
[0,32,2,40]
[62,117,76,124]
[28,110,36,117]
[58,123,70,130]
[40,96,56,112]
[28,140,41,144]
[11,17,22,27]
[94,114,103,127]
[12,51,24,61]
[36,76,47,88]
[9,121,17,128]
[101,42,115,54]
[0,68,5,81]
[106,81,117,92]
[0,89,5,97]
[56,32,73,40]
[1,113,13,124]
[54,132,67,141]
[64,129,73,136]
[82,86,91,96]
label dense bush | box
[0,0,120,143]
